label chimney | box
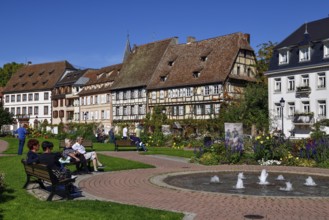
[27,61,32,65]
[243,33,250,44]
[187,36,196,44]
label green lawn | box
[0,138,184,220]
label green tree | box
[255,41,277,83]
[0,104,14,132]
[0,62,24,87]
[218,83,268,133]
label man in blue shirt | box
[15,124,28,155]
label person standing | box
[122,125,128,140]
[15,124,28,155]
[135,124,141,138]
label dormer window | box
[299,47,310,62]
[324,43,329,58]
[19,73,25,78]
[200,56,207,62]
[160,76,167,82]
[193,71,200,78]
[168,61,174,66]
[279,50,289,65]
[28,72,34,77]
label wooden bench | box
[21,159,75,201]
[115,139,136,151]
[59,139,94,151]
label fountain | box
[280,182,293,191]
[162,171,329,197]
[210,175,220,183]
[258,169,269,185]
[304,176,317,186]
[238,172,246,179]
[235,176,244,189]
[276,175,285,180]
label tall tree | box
[255,41,277,83]
[0,62,24,87]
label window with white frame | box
[214,104,220,114]
[324,43,329,58]
[22,107,26,115]
[213,85,220,94]
[196,105,202,115]
[317,72,326,89]
[287,102,295,117]
[10,107,15,114]
[173,106,177,116]
[126,90,130,99]
[123,91,127,100]
[34,93,39,101]
[17,94,21,102]
[28,93,33,101]
[151,91,156,100]
[127,106,131,115]
[101,110,105,119]
[287,76,295,91]
[106,94,111,103]
[279,50,289,65]
[23,94,27,101]
[318,100,326,117]
[204,86,210,95]
[138,105,144,114]
[16,107,21,115]
[34,106,39,115]
[205,104,212,114]
[160,90,165,99]
[44,92,49,101]
[180,88,185,97]
[302,101,310,113]
[274,78,281,92]
[5,95,9,103]
[11,95,15,102]
[87,96,91,105]
[178,106,184,115]
[275,103,282,118]
[301,74,309,87]
[123,106,128,115]
[186,87,192,96]
[119,91,123,100]
[299,47,310,62]
[44,106,49,115]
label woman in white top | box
[72,136,104,172]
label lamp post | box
[280,97,285,137]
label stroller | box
[130,135,147,151]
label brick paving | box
[79,152,329,220]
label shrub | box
[199,152,219,165]
[0,173,5,194]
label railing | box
[296,86,311,97]
[293,113,314,125]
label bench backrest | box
[59,139,93,150]
[21,159,57,184]
[115,139,134,146]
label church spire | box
[123,34,131,62]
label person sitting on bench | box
[129,135,147,151]
[39,141,76,180]
[62,138,90,174]
[72,136,104,172]
[26,139,40,165]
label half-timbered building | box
[147,33,257,119]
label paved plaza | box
[2,140,329,219]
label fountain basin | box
[159,171,329,197]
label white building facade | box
[266,17,329,138]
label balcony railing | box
[293,112,314,125]
[296,86,311,97]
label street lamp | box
[280,97,285,136]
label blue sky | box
[1,0,328,69]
